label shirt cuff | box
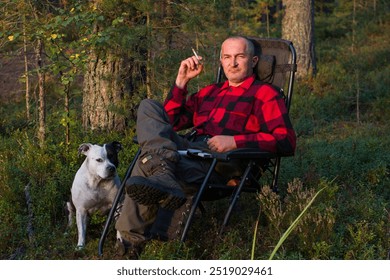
[172,84,188,97]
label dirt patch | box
[0,51,34,103]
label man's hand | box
[175,56,204,89]
[207,135,237,153]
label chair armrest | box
[214,148,277,161]
[137,136,293,161]
[180,148,278,161]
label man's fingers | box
[183,56,202,70]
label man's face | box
[220,38,258,86]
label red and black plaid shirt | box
[164,74,296,155]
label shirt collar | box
[221,74,256,90]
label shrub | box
[257,179,336,259]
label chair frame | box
[98,37,296,255]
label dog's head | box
[78,141,122,179]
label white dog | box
[67,141,122,249]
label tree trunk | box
[35,38,46,147]
[146,10,152,99]
[82,51,126,131]
[282,0,316,78]
[23,13,30,122]
[64,82,70,145]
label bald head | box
[221,36,255,58]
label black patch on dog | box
[105,141,122,168]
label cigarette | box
[191,48,203,64]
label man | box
[115,36,296,259]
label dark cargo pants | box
[115,99,224,244]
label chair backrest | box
[216,37,297,112]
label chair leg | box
[180,158,218,242]
[98,148,141,257]
[219,160,255,235]
[271,157,281,192]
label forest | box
[0,0,389,260]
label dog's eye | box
[96,158,103,163]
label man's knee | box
[137,99,168,120]
[139,99,162,113]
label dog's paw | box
[75,245,85,251]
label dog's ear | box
[78,143,92,156]
[111,141,122,153]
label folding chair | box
[98,37,296,256]
[180,37,297,241]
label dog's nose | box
[107,166,116,174]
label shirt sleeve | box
[163,84,195,131]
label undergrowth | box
[1,8,389,260]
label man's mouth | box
[228,69,240,74]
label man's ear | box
[252,55,259,68]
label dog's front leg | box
[66,202,74,228]
[75,208,87,249]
